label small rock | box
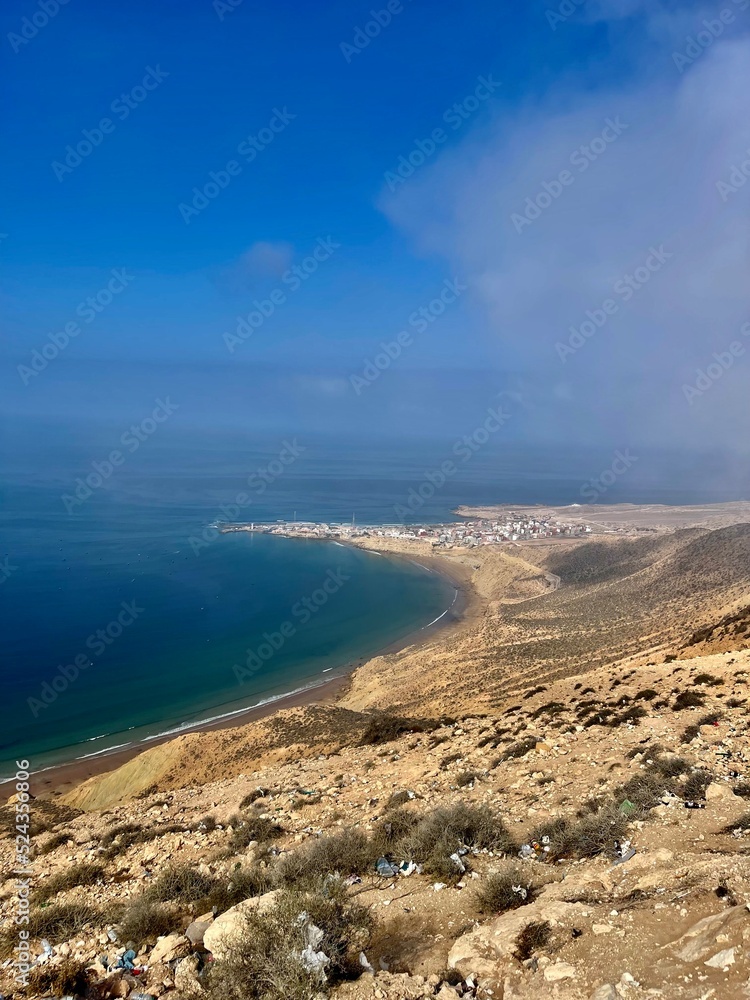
[592,923,614,935]
[590,987,617,1000]
[544,961,575,982]
[704,947,736,969]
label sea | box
[1,420,747,780]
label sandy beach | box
[12,545,478,800]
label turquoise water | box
[0,491,454,778]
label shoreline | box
[15,543,478,800]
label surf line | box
[420,587,458,630]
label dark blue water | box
[2,420,747,778]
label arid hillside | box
[3,523,750,1000]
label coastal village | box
[220,512,592,548]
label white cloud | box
[380,25,750,449]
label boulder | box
[149,933,191,965]
[185,913,214,948]
[666,904,750,962]
[174,954,206,997]
[449,899,588,979]
[203,891,280,959]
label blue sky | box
[2,0,749,447]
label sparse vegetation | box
[514,920,552,961]
[32,861,105,903]
[497,736,538,761]
[673,690,706,711]
[360,712,442,746]
[476,866,536,913]
[115,897,176,946]
[27,958,90,996]
[205,883,372,1000]
[26,902,101,943]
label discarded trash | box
[399,861,419,876]
[359,951,375,973]
[518,840,548,860]
[684,801,706,809]
[297,916,329,982]
[129,994,156,1000]
[512,884,528,900]
[618,799,636,816]
[376,857,399,877]
[117,949,137,970]
[433,882,447,891]
[106,928,118,942]
[519,843,536,860]
[344,874,362,885]
[450,852,467,873]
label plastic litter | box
[106,928,118,942]
[618,798,636,816]
[450,852,467,873]
[117,949,137,970]
[433,882,447,891]
[684,801,706,809]
[399,861,419,876]
[512,884,528,900]
[359,951,375,973]
[297,914,329,983]
[376,857,399,877]
[129,994,156,1000]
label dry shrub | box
[227,813,284,850]
[146,863,219,905]
[277,828,372,887]
[115,896,175,946]
[28,958,90,996]
[529,804,628,861]
[26,901,101,942]
[514,920,551,961]
[398,802,516,882]
[360,712,442,746]
[32,861,105,903]
[205,882,372,1000]
[476,865,536,914]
